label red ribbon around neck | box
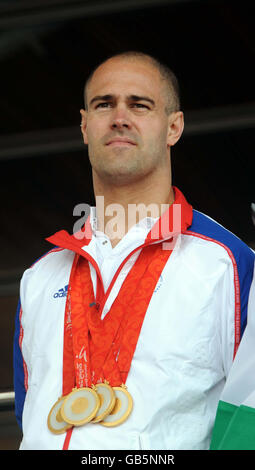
[62,242,174,397]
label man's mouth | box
[106,138,136,147]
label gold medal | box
[61,387,100,426]
[47,396,73,434]
[91,381,116,423]
[100,385,133,427]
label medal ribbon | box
[106,244,173,383]
[61,242,172,449]
[62,253,93,395]
[63,241,173,397]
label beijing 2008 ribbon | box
[49,238,178,436]
[77,242,175,427]
[48,241,174,434]
[47,254,101,433]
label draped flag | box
[210,269,255,450]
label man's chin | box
[106,146,137,158]
[94,166,146,186]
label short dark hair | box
[84,51,181,115]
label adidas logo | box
[53,285,68,298]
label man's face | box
[81,57,181,185]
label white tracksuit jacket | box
[13,187,255,450]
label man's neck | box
[93,173,174,248]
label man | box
[14,51,255,450]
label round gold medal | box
[100,385,133,427]
[61,387,100,426]
[91,382,116,423]
[47,396,73,434]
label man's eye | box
[96,102,111,109]
[132,103,149,109]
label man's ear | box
[167,111,184,147]
[80,109,88,145]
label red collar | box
[146,186,193,242]
[46,186,193,251]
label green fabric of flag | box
[217,404,255,450]
[210,269,255,450]
[210,400,238,450]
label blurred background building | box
[0,0,254,449]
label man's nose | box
[110,106,131,130]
